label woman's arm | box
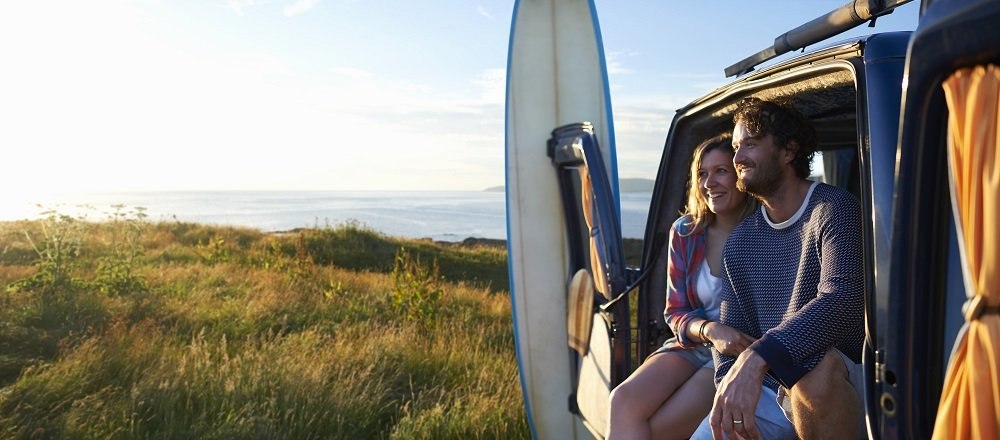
[664,221,702,347]
[700,320,756,356]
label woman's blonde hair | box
[681,133,757,232]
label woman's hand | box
[705,322,755,357]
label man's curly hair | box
[733,97,817,179]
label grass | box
[0,215,527,439]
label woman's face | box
[698,148,747,217]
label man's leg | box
[787,349,863,440]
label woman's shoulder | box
[670,215,702,236]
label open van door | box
[884,0,1000,438]
[547,122,630,439]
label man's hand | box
[705,322,756,357]
[710,350,769,440]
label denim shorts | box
[651,337,714,369]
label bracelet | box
[698,320,711,345]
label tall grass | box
[0,215,526,439]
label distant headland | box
[485,177,654,193]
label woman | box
[607,134,758,440]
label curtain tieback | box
[963,295,1000,321]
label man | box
[690,97,865,440]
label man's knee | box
[788,350,864,439]
[793,349,851,403]
[789,349,862,425]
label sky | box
[0,1,919,196]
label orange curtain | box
[933,65,1000,440]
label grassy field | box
[0,209,526,439]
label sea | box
[1,191,653,242]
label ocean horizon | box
[0,191,653,242]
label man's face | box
[732,121,785,198]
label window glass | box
[809,149,860,197]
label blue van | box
[513,0,1000,438]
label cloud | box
[606,50,638,76]
[323,64,503,120]
[472,68,505,105]
[477,5,495,21]
[284,0,320,17]
[303,67,507,190]
[223,0,267,15]
[660,72,723,80]
[331,66,373,81]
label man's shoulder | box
[812,183,861,212]
[809,183,862,230]
[814,182,858,203]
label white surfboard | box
[505,0,619,438]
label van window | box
[811,148,861,198]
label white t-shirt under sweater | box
[697,259,722,322]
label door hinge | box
[874,349,885,384]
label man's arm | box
[710,349,769,440]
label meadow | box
[0,207,525,439]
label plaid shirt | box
[663,215,710,350]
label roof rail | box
[724,0,914,77]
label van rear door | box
[548,122,630,438]
[884,0,1000,438]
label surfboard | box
[505,0,618,438]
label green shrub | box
[391,247,443,327]
[94,205,149,296]
[196,236,232,265]
[7,208,87,296]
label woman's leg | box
[648,367,715,440]
[608,352,699,440]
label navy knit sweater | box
[714,182,864,391]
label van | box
[505,0,1000,438]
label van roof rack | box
[725,0,914,77]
